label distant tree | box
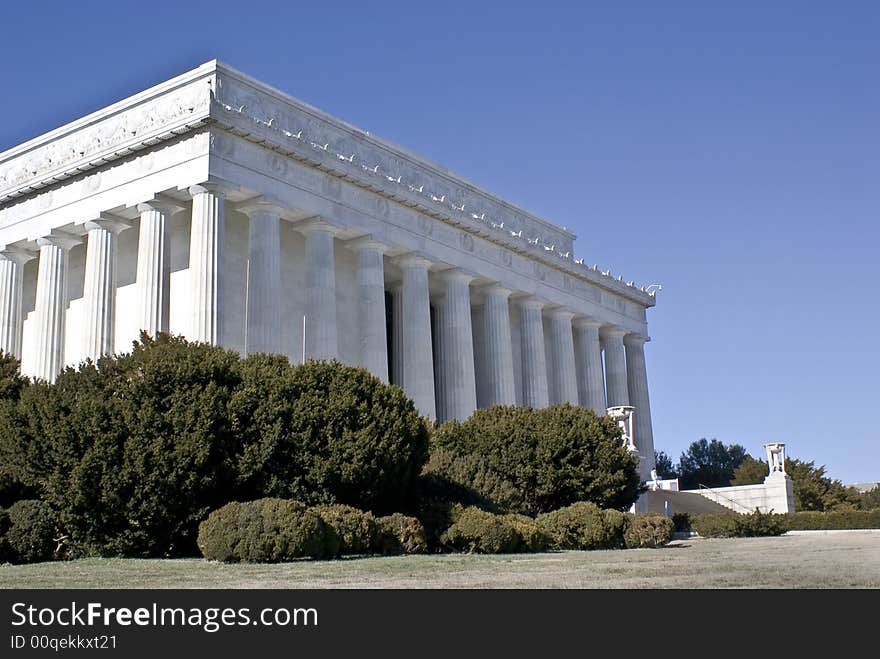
[854,487,880,511]
[677,438,748,490]
[653,451,678,479]
[730,455,768,485]
[732,455,859,512]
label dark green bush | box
[537,502,626,550]
[783,509,880,530]
[197,499,337,562]
[690,510,787,538]
[0,336,431,558]
[5,500,58,564]
[623,514,675,548]
[441,507,523,553]
[431,404,640,516]
[505,514,552,552]
[313,504,377,555]
[0,507,11,563]
[231,356,430,513]
[374,514,428,555]
[671,512,691,532]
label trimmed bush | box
[671,512,691,533]
[430,404,641,516]
[783,509,880,530]
[441,507,553,554]
[441,507,521,553]
[537,502,625,550]
[690,510,787,538]
[232,357,430,513]
[374,514,428,555]
[314,504,377,555]
[623,514,675,548]
[5,500,58,564]
[197,499,338,562]
[505,514,552,552]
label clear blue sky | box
[3,1,878,483]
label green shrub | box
[623,514,675,548]
[232,357,430,514]
[0,336,431,558]
[0,507,11,563]
[537,502,625,550]
[441,507,523,553]
[690,510,787,538]
[5,500,58,564]
[197,499,338,562]
[783,509,880,530]
[431,404,640,516]
[12,336,243,557]
[313,504,377,555]
[505,514,552,552]
[374,514,428,555]
[671,512,691,532]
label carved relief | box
[0,81,210,197]
[460,232,474,252]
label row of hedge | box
[198,499,676,561]
[0,337,640,561]
[197,501,429,561]
[674,509,880,538]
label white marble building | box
[0,61,659,479]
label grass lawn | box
[1,532,878,589]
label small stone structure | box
[683,442,795,514]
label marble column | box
[0,247,34,358]
[33,233,79,382]
[519,296,549,408]
[439,269,477,421]
[548,308,579,405]
[188,184,225,344]
[573,318,607,413]
[600,326,629,408]
[482,285,516,406]
[625,334,656,480]
[299,219,339,360]
[135,200,177,337]
[81,218,127,362]
[397,254,436,421]
[350,237,390,381]
[240,201,282,355]
[391,283,404,386]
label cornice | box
[0,60,657,308]
[0,62,216,203]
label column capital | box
[0,245,36,265]
[37,231,80,250]
[548,307,576,321]
[480,283,514,298]
[296,217,344,237]
[188,182,229,199]
[573,316,604,330]
[437,267,476,285]
[599,325,628,341]
[136,194,185,216]
[345,235,392,254]
[516,295,548,311]
[395,252,433,271]
[624,333,650,347]
[84,213,129,235]
[236,197,286,219]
